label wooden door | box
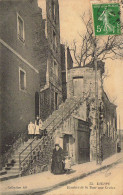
[63,135,69,156]
[78,131,90,163]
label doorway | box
[77,120,90,163]
[35,92,39,117]
[73,77,83,97]
[63,135,69,156]
[78,131,90,163]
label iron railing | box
[2,130,28,167]
[19,97,82,173]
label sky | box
[38,0,123,129]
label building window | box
[17,13,25,42]
[73,77,83,97]
[53,60,58,77]
[53,30,57,51]
[19,68,26,91]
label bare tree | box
[71,14,123,67]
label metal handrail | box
[20,136,46,167]
[19,97,82,172]
[19,116,60,171]
[19,110,60,158]
[20,100,80,167]
[19,137,36,156]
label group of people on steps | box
[28,115,46,139]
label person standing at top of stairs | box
[35,116,47,138]
[28,121,35,139]
[35,115,40,139]
[39,118,46,137]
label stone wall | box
[67,66,102,161]
[67,64,117,161]
[40,0,63,120]
[102,135,116,160]
[1,46,40,154]
[67,66,102,100]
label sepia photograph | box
[0,0,123,194]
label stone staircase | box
[0,96,83,181]
[0,139,41,181]
[42,96,82,131]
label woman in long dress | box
[51,144,65,174]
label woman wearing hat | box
[51,144,65,174]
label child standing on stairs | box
[28,121,35,139]
[39,118,44,137]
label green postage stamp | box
[92,3,121,36]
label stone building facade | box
[0,0,44,155]
[40,0,63,121]
[53,116,90,165]
[0,0,63,156]
[61,44,73,102]
[66,61,117,161]
[20,96,90,176]
[101,91,117,159]
[52,100,89,164]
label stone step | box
[44,112,58,122]
[5,167,11,170]
[7,169,19,174]
[44,106,78,131]
[0,173,19,181]
[15,147,31,156]
[6,163,13,167]
[13,148,40,161]
[5,163,15,170]
[43,104,66,124]
[9,166,19,170]
[12,163,19,167]
[11,159,19,164]
[46,115,62,126]
[1,97,81,181]
[14,143,41,155]
[12,143,34,154]
[17,144,32,150]
[0,169,7,176]
[11,162,19,166]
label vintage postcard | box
[0,0,123,194]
